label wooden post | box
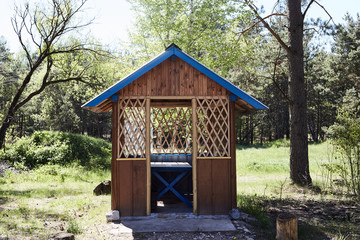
[111,100,118,210]
[146,98,151,215]
[276,213,298,240]
[230,101,236,209]
[192,98,197,215]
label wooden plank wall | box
[197,158,231,215]
[112,160,147,216]
[111,102,147,216]
[116,58,228,97]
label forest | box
[1,0,359,145]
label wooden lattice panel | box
[151,107,192,154]
[196,97,230,157]
[117,97,146,158]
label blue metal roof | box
[82,44,268,110]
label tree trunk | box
[287,0,312,185]
[0,113,14,148]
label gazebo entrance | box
[114,96,230,215]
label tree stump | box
[276,213,298,240]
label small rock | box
[93,180,111,196]
[106,210,120,222]
[229,208,241,219]
[49,232,74,240]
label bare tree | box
[0,0,104,148]
[244,0,332,185]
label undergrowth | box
[0,131,111,169]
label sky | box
[0,0,359,53]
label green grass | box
[236,140,333,196]
[0,165,111,239]
[0,138,355,239]
[236,140,359,239]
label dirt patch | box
[255,198,360,240]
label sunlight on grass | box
[0,140,348,239]
[237,141,337,199]
[0,165,111,239]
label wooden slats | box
[151,106,192,154]
[196,96,230,157]
[117,97,146,159]
[116,58,229,97]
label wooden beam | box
[150,101,192,108]
[196,157,232,160]
[145,98,151,216]
[230,101,237,209]
[111,101,118,210]
[192,98,198,215]
[149,96,228,100]
[150,96,194,100]
[116,158,146,161]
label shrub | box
[325,109,360,198]
[66,218,82,235]
[0,131,111,170]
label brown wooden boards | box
[132,161,147,216]
[197,158,231,215]
[117,58,231,98]
[113,160,147,216]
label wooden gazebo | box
[82,44,267,216]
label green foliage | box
[325,104,360,198]
[237,195,270,228]
[128,0,255,75]
[66,218,82,235]
[0,131,111,169]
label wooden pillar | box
[111,99,118,210]
[146,98,151,215]
[230,101,237,208]
[276,213,298,240]
[192,98,197,215]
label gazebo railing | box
[196,96,230,158]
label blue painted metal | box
[151,154,192,162]
[82,44,268,110]
[152,167,193,208]
[230,94,237,102]
[111,95,118,102]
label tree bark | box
[287,0,312,185]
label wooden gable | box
[116,57,228,97]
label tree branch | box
[271,46,293,105]
[240,13,287,35]
[303,0,335,26]
[245,0,291,54]
[302,0,315,19]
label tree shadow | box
[0,187,86,199]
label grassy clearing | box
[0,165,111,239]
[0,138,358,239]
[237,140,359,239]
[236,140,333,197]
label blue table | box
[151,162,193,208]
